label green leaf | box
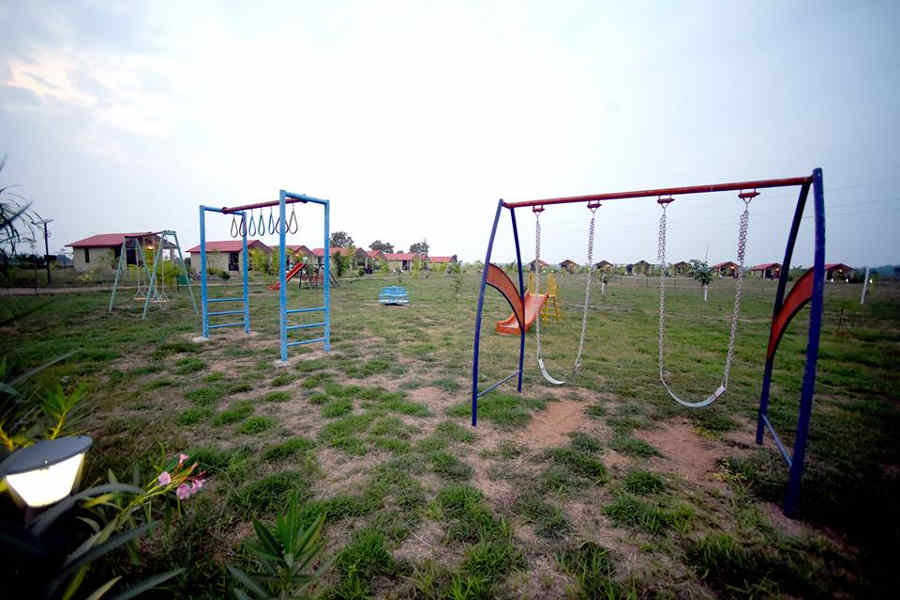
[8,350,78,387]
[252,520,282,557]
[60,523,153,575]
[76,516,101,533]
[106,568,185,600]
[83,577,122,600]
[29,483,144,536]
[226,565,270,600]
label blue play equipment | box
[198,190,331,362]
[378,286,409,305]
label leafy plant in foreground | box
[228,493,331,599]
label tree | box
[369,240,394,253]
[690,259,713,302]
[331,231,354,248]
[409,240,429,256]
[0,155,37,277]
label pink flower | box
[192,478,205,492]
[176,484,191,500]
[178,453,189,466]
[158,472,171,486]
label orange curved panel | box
[486,264,524,330]
[768,268,814,360]
[497,293,547,335]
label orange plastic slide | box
[496,292,547,335]
[269,263,305,290]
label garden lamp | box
[0,436,92,508]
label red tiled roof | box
[749,262,780,271]
[186,240,270,253]
[825,263,854,271]
[429,255,455,263]
[68,232,154,248]
[385,252,420,261]
[367,250,385,258]
[311,247,359,257]
[559,259,577,265]
[712,261,737,268]
[286,244,312,255]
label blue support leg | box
[471,199,504,427]
[757,182,811,444]
[509,205,525,392]
[784,168,825,517]
[241,211,250,333]
[323,199,331,352]
[200,207,209,338]
[279,192,288,361]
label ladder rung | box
[286,322,325,331]
[287,337,325,347]
[209,321,244,329]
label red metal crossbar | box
[502,176,812,209]
[221,197,308,214]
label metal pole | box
[860,266,870,304]
[241,211,250,333]
[109,240,126,312]
[323,199,331,352]
[279,191,288,361]
[784,168,825,517]
[172,231,198,315]
[509,206,525,393]
[200,207,209,338]
[142,239,163,320]
[471,200,504,426]
[756,182,811,444]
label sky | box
[1,0,898,267]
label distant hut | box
[673,261,692,276]
[594,260,613,272]
[749,262,781,280]
[713,261,739,278]
[528,259,549,272]
[559,259,578,273]
[632,260,651,276]
[825,263,854,282]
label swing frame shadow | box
[198,191,331,362]
[470,170,824,517]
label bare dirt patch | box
[635,419,743,488]
[512,399,595,449]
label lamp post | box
[0,436,92,509]
[30,217,53,285]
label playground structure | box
[471,170,825,516]
[526,271,562,322]
[198,191,331,362]
[108,230,197,320]
[378,285,409,305]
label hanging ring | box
[230,215,239,237]
[257,210,265,234]
[248,209,257,236]
[240,215,247,237]
[287,208,299,234]
[268,207,276,235]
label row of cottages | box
[186,240,271,273]
[67,232,176,272]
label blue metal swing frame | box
[471,169,825,517]
[198,190,331,361]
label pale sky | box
[2,1,898,267]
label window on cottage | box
[84,248,90,263]
[228,252,239,272]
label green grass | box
[185,385,226,406]
[428,451,473,480]
[174,357,206,374]
[446,392,546,428]
[270,373,296,386]
[262,390,291,402]
[623,469,666,495]
[609,435,661,457]
[230,471,311,518]
[514,492,572,538]
[321,398,354,418]
[212,400,254,426]
[238,415,276,434]
[176,406,212,425]
[263,437,316,461]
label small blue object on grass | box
[379,286,409,305]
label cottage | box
[187,240,271,274]
[384,252,422,272]
[527,259,549,272]
[428,255,457,270]
[825,263,854,282]
[67,232,172,272]
[672,261,692,275]
[749,262,781,280]
[286,244,314,263]
[559,259,578,273]
[310,247,370,271]
[631,260,652,276]
[712,261,739,278]
[594,260,613,272]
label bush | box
[219,270,230,281]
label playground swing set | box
[108,230,198,320]
[471,169,825,516]
[197,190,332,362]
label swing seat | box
[379,286,409,305]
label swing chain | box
[657,203,668,382]
[723,197,751,387]
[534,208,543,360]
[574,204,599,374]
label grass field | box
[2,271,899,598]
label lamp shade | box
[1,436,92,507]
